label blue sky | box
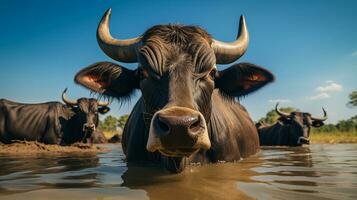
[0,0,356,123]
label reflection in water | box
[122,158,261,200]
[0,144,357,200]
[0,153,100,194]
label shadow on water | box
[0,144,356,200]
[121,158,262,200]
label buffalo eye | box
[137,67,149,80]
[208,69,217,80]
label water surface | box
[0,144,356,200]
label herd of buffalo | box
[0,9,327,172]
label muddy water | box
[0,144,356,200]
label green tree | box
[313,123,337,133]
[259,107,297,124]
[117,114,129,129]
[336,116,357,132]
[99,115,118,131]
[347,91,357,108]
[336,120,353,132]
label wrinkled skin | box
[75,25,274,172]
[257,112,325,146]
[0,98,110,145]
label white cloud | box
[352,51,357,57]
[316,81,343,93]
[308,81,342,101]
[269,99,291,103]
[308,92,330,100]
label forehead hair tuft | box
[142,24,213,46]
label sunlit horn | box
[311,107,328,121]
[275,103,290,118]
[211,15,249,64]
[61,88,78,106]
[97,8,142,63]
[98,99,110,107]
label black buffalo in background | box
[0,89,110,145]
[256,103,327,146]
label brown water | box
[0,144,356,200]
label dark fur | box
[142,25,213,46]
[0,98,109,144]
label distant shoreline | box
[310,132,357,144]
[102,130,357,144]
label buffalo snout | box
[147,106,211,156]
[83,123,96,132]
[155,111,202,137]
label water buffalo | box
[74,9,274,172]
[0,89,110,144]
[257,103,327,146]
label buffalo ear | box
[69,106,80,112]
[98,106,110,114]
[75,62,139,99]
[312,120,324,127]
[215,63,274,98]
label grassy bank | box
[102,131,121,140]
[310,131,357,144]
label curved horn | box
[98,99,110,107]
[311,107,328,121]
[97,8,142,63]
[62,88,77,106]
[275,103,290,118]
[211,15,249,64]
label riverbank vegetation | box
[310,131,357,144]
[98,115,128,140]
[311,115,357,143]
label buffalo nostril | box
[189,117,201,132]
[157,116,170,134]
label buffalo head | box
[74,9,274,155]
[62,88,110,142]
[275,103,327,145]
